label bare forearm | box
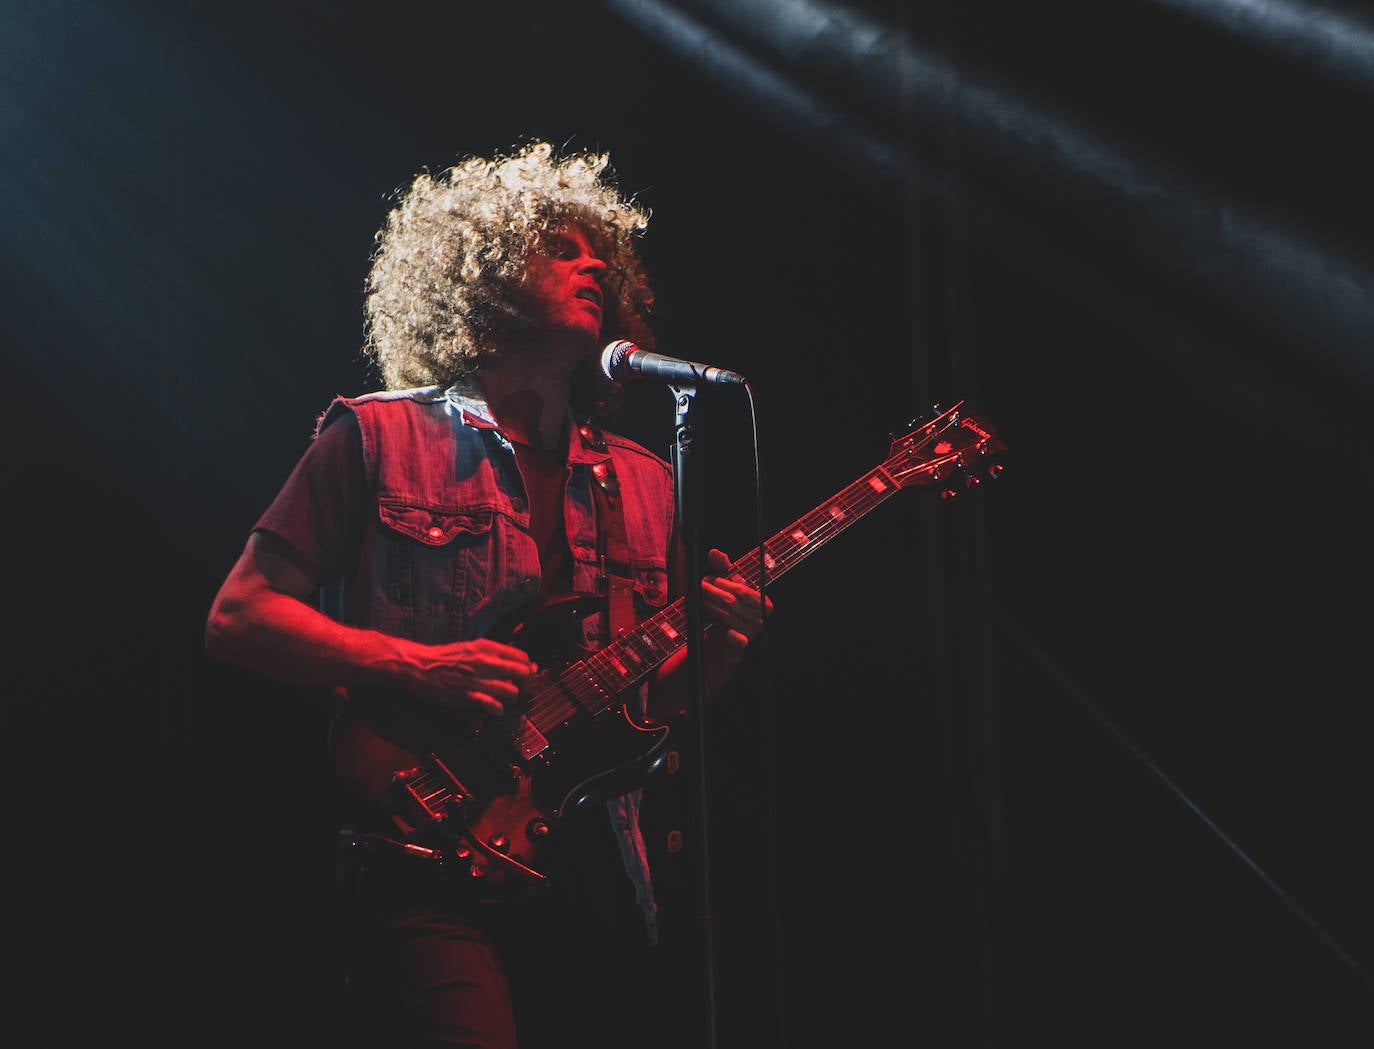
[205,585,409,691]
[205,537,535,718]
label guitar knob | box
[449,844,484,878]
[488,833,510,853]
[526,818,551,839]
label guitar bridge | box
[389,753,474,827]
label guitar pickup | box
[509,714,549,762]
[390,753,474,825]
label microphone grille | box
[599,340,636,380]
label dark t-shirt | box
[253,410,368,585]
[511,443,572,600]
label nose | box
[578,252,608,277]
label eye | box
[541,233,578,260]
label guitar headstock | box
[885,402,1007,498]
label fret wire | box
[772,507,846,559]
[588,646,635,691]
[611,633,650,669]
[633,623,670,659]
[584,649,626,695]
[736,478,893,588]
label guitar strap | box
[582,425,635,640]
[584,426,661,944]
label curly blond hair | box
[363,140,656,395]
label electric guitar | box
[331,402,1006,890]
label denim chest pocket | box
[378,502,490,546]
[373,501,535,643]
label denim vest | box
[318,384,675,939]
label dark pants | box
[334,831,702,1048]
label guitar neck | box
[567,463,903,709]
[730,463,903,588]
[535,403,1004,731]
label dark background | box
[5,1,1373,1044]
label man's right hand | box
[397,637,537,719]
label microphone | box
[600,340,747,387]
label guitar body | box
[331,594,671,892]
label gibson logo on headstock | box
[960,416,994,443]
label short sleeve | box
[252,410,369,585]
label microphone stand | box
[668,380,719,1049]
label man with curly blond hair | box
[363,140,658,394]
[206,140,770,1048]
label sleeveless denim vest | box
[318,384,675,939]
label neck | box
[477,341,583,451]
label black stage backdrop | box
[5,2,1372,1044]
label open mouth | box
[575,287,602,309]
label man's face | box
[520,225,607,344]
